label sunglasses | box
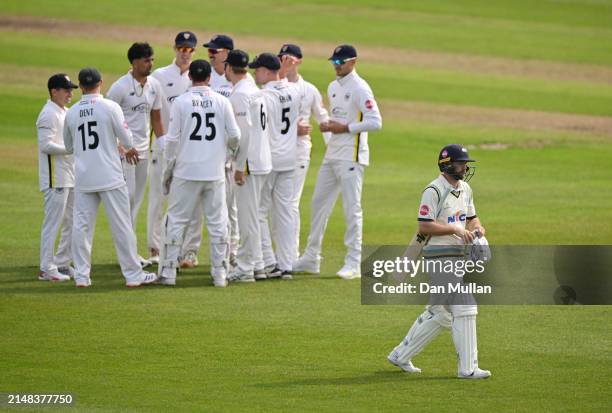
[331,57,356,66]
[208,49,225,55]
[176,46,195,53]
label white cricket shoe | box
[212,273,228,288]
[387,354,422,373]
[227,271,255,283]
[254,269,267,280]
[154,276,176,286]
[292,255,320,274]
[57,266,75,278]
[38,270,71,282]
[139,256,152,269]
[336,265,361,280]
[458,367,491,379]
[126,272,157,288]
[75,277,92,288]
[264,264,282,279]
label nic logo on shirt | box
[448,212,466,223]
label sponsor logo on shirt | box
[448,212,466,223]
[131,103,150,113]
[365,99,375,110]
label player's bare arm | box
[466,217,485,236]
[419,221,475,244]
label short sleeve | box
[418,187,439,221]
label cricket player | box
[277,44,331,258]
[148,31,203,267]
[294,45,382,279]
[250,53,302,279]
[204,34,256,267]
[157,60,241,287]
[63,68,157,288]
[224,50,272,282]
[387,144,491,379]
[107,42,164,267]
[37,73,78,282]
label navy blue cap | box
[78,68,102,87]
[204,34,234,50]
[47,73,78,90]
[329,44,357,61]
[175,31,197,48]
[248,53,281,70]
[225,49,249,68]
[278,44,302,59]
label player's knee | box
[450,305,478,318]
[425,305,452,328]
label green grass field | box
[1,1,611,412]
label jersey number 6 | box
[189,112,216,141]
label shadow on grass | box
[253,370,456,388]
[0,264,220,294]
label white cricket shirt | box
[325,70,382,166]
[63,94,133,192]
[418,174,477,256]
[229,78,272,175]
[151,60,191,150]
[261,80,302,172]
[292,75,330,161]
[165,86,241,181]
[107,71,163,156]
[37,100,75,191]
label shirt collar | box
[337,69,356,86]
[47,99,66,113]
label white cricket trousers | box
[122,159,148,230]
[160,177,228,278]
[226,165,239,257]
[292,159,310,258]
[40,187,73,273]
[302,159,364,268]
[146,151,203,255]
[234,173,267,274]
[260,169,296,271]
[71,185,143,284]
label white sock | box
[452,315,478,375]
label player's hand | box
[455,227,475,244]
[234,170,246,186]
[319,121,330,132]
[125,148,140,165]
[118,144,127,159]
[297,120,312,136]
[280,55,299,70]
[327,120,349,134]
[474,226,486,237]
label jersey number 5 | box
[281,107,290,135]
[189,112,216,141]
[78,121,99,151]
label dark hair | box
[229,65,247,75]
[189,60,212,82]
[127,42,154,63]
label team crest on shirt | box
[167,82,173,87]
[419,205,429,216]
[344,92,351,100]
